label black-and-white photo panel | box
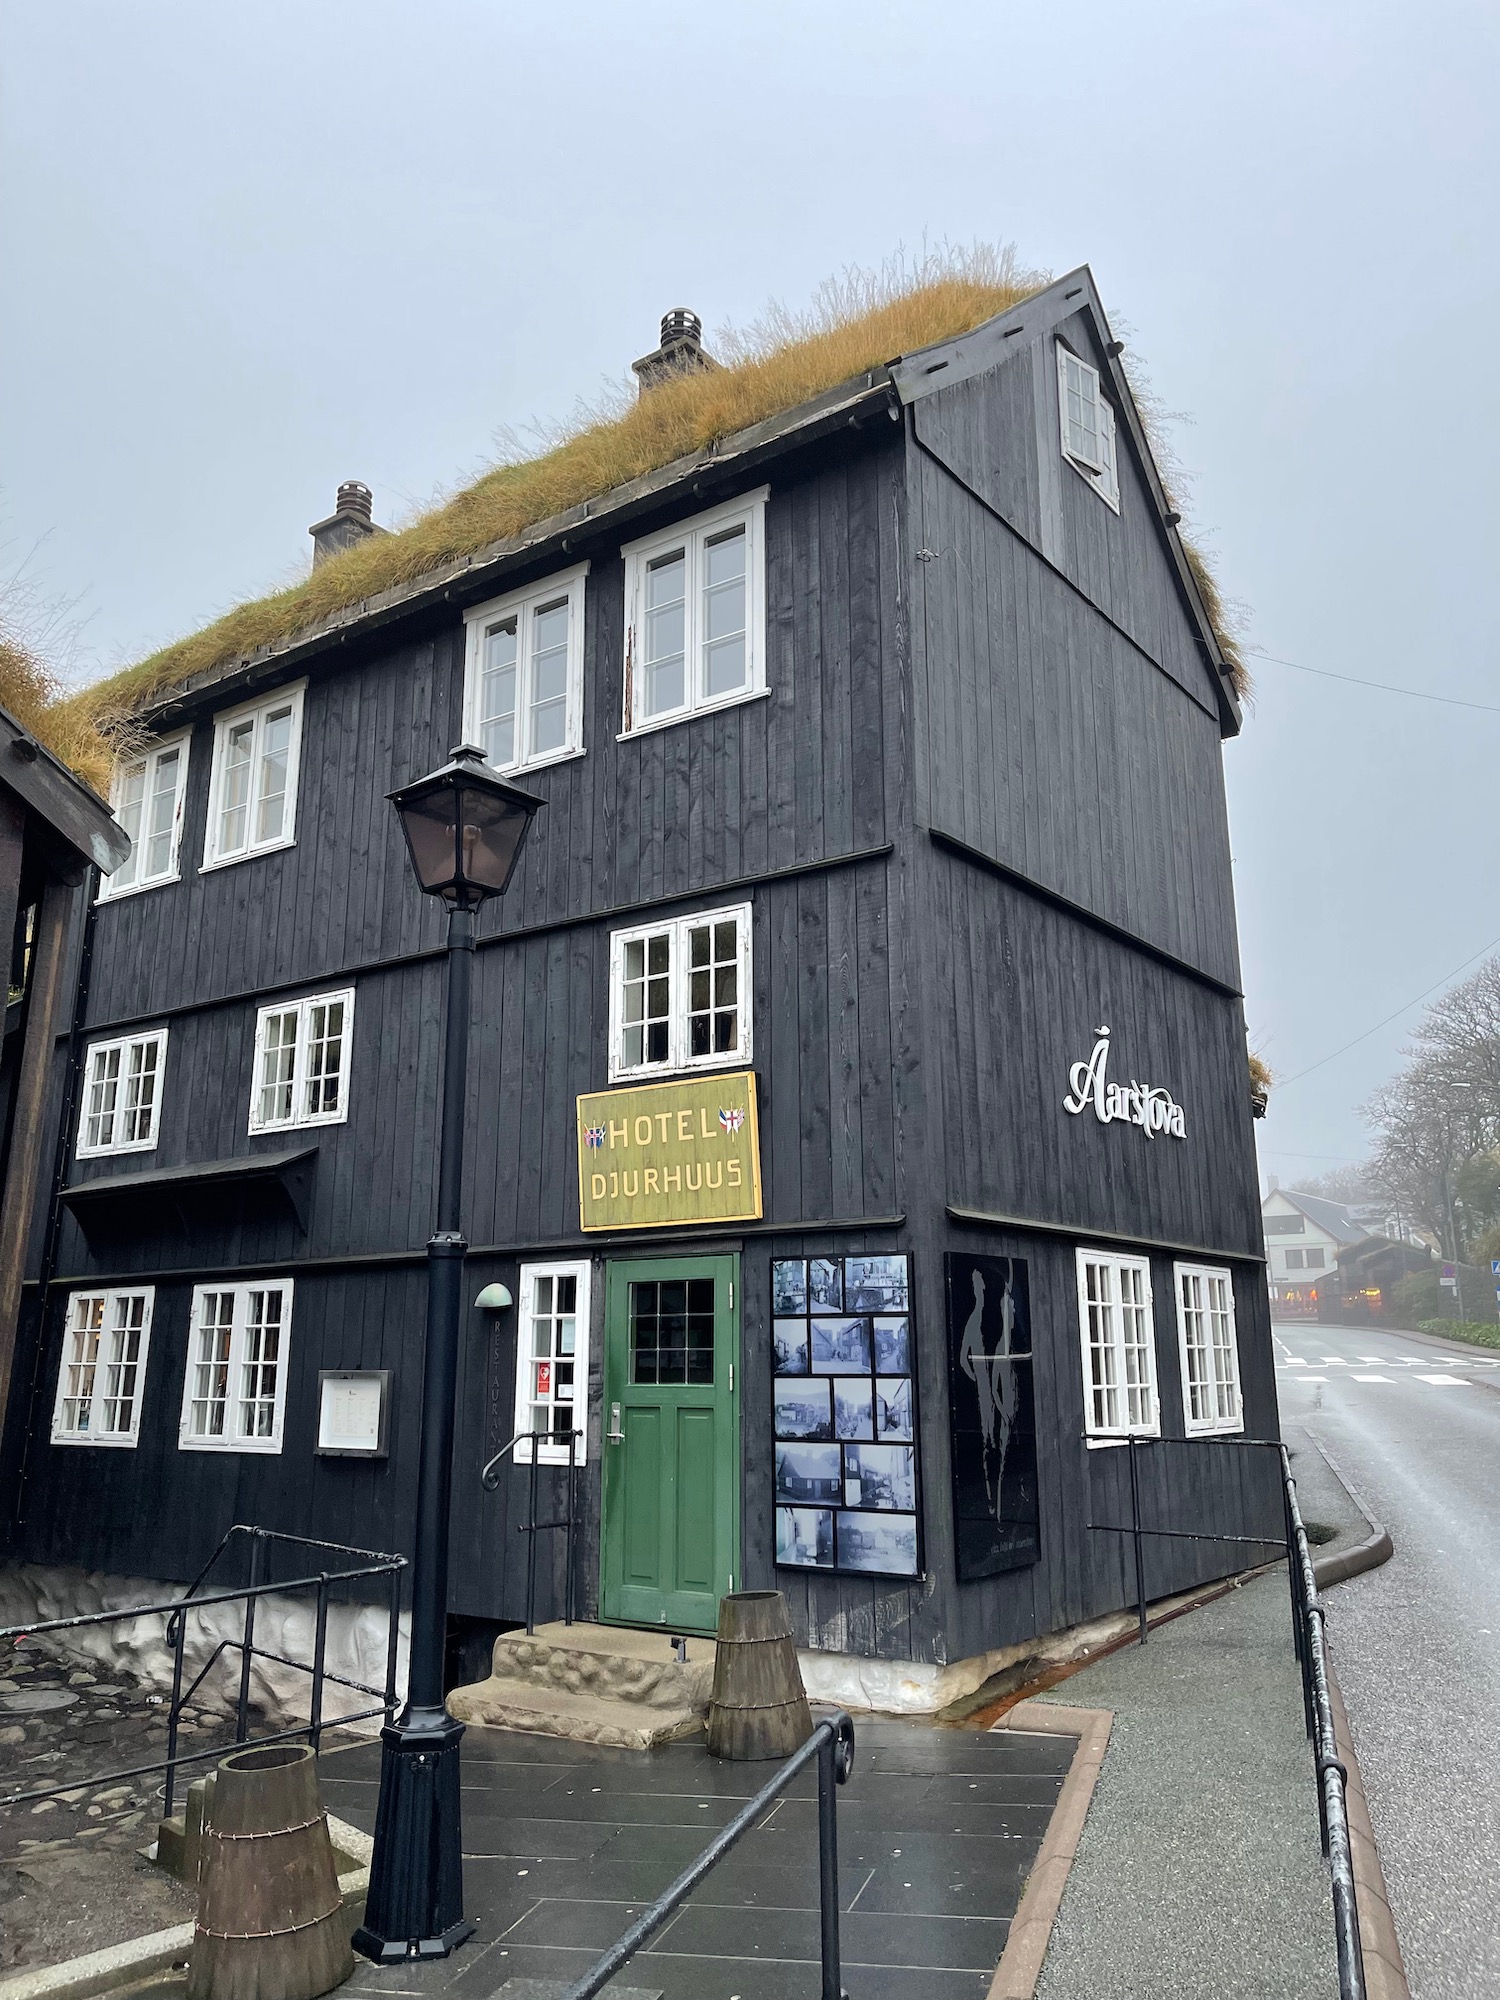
[810,1317,872,1373]
[775,1377,833,1441]
[772,1260,808,1315]
[775,1441,842,1505]
[836,1512,919,1577]
[772,1320,809,1375]
[946,1252,1040,1580]
[808,1258,843,1314]
[777,1506,835,1569]
[769,1252,922,1580]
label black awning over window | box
[60,1147,318,1247]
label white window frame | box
[512,1260,592,1466]
[621,488,769,737]
[462,564,589,775]
[1076,1248,1160,1443]
[76,1028,169,1158]
[202,681,306,871]
[51,1288,155,1448]
[178,1279,293,1453]
[248,988,355,1134]
[1057,345,1120,514]
[1174,1262,1244,1437]
[607,902,752,1082]
[99,732,191,899]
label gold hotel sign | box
[576,1071,762,1232]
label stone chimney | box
[309,481,386,567]
[631,309,718,393]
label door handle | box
[607,1401,624,1444]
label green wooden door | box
[600,1255,739,1632]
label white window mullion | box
[78,1030,168,1158]
[180,1281,291,1452]
[1175,1263,1243,1436]
[609,904,751,1082]
[52,1289,154,1446]
[204,685,305,870]
[513,1262,591,1466]
[463,567,587,775]
[249,989,353,1133]
[622,491,767,736]
[1079,1249,1158,1441]
[101,734,191,900]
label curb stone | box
[1329,1669,1411,2000]
[1304,1433,1395,1590]
[983,1701,1112,2000]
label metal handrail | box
[480,1426,581,1635]
[0,1526,406,1820]
[554,1710,856,2000]
[1081,1430,1366,2000]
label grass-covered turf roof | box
[19,246,1243,793]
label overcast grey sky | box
[3,0,1497,1190]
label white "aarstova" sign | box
[1063,1026,1186,1141]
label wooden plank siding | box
[6,332,1273,1674]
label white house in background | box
[1261,1188,1373,1310]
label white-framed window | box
[179,1280,293,1452]
[51,1289,155,1447]
[1284,1248,1305,1270]
[463,565,589,774]
[608,902,751,1081]
[622,489,768,734]
[100,734,190,898]
[512,1261,591,1465]
[77,1029,168,1158]
[1174,1263,1244,1436]
[202,682,306,869]
[1057,345,1120,513]
[249,988,354,1133]
[1304,1248,1325,1269]
[1076,1248,1159,1441]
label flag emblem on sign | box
[583,1125,606,1149]
[718,1106,745,1135]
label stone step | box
[481,1623,715,1712]
[447,1622,717,1749]
[447,1674,707,1751]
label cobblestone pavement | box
[0,1644,239,1969]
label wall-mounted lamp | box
[474,1282,512,1311]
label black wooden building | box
[0,269,1277,1682]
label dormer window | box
[622,490,768,734]
[1057,346,1120,513]
[100,734,190,899]
[203,684,306,869]
[463,566,589,774]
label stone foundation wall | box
[0,1563,409,1734]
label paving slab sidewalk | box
[1027,1568,1337,2000]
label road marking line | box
[1320,1358,1351,1366]
[1417,1374,1470,1386]
[1352,1374,1393,1383]
[1286,1376,1328,1384]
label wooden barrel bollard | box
[707,1590,814,1761]
[188,1743,353,2000]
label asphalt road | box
[1274,1318,1500,1999]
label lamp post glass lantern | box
[353,744,542,1964]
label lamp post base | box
[351,1708,475,1963]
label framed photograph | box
[833,1379,874,1441]
[810,1317,871,1373]
[947,1253,1041,1579]
[808,1258,843,1314]
[772,1259,808,1315]
[775,1441,842,1505]
[836,1511,919,1577]
[845,1256,909,1313]
[843,1442,916,1512]
[316,1370,391,1459]
[775,1377,833,1441]
[777,1506,835,1569]
[873,1315,910,1373]
[772,1319,810,1375]
[873,1377,913,1441]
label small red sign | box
[536,1361,552,1398]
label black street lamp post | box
[353,744,543,1962]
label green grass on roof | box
[32,244,1244,790]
